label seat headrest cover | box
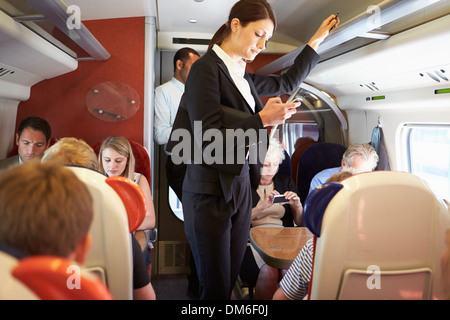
[12,256,113,300]
[304,182,343,237]
[105,177,147,233]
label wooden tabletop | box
[249,227,313,269]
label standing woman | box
[99,136,156,231]
[175,0,338,299]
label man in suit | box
[154,47,200,202]
[0,117,51,171]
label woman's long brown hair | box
[208,0,276,50]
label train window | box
[283,122,319,156]
[404,125,450,200]
[278,84,348,154]
[168,187,184,221]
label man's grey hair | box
[342,143,379,170]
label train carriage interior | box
[1,0,450,301]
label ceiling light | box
[189,19,198,23]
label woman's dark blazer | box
[168,45,320,203]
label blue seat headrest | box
[303,182,343,237]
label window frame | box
[401,123,450,200]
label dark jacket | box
[0,155,20,172]
[168,45,320,202]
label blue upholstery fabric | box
[296,142,346,205]
[371,126,391,171]
[303,182,343,237]
[278,149,292,176]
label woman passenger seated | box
[241,138,304,300]
[42,137,156,300]
[98,136,156,233]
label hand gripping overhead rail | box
[18,0,110,60]
[256,0,442,76]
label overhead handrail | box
[256,0,442,76]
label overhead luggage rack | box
[1,0,110,61]
[256,0,448,76]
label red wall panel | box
[16,17,145,147]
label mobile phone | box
[331,12,339,30]
[272,195,289,203]
[290,97,303,104]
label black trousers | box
[182,164,252,300]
